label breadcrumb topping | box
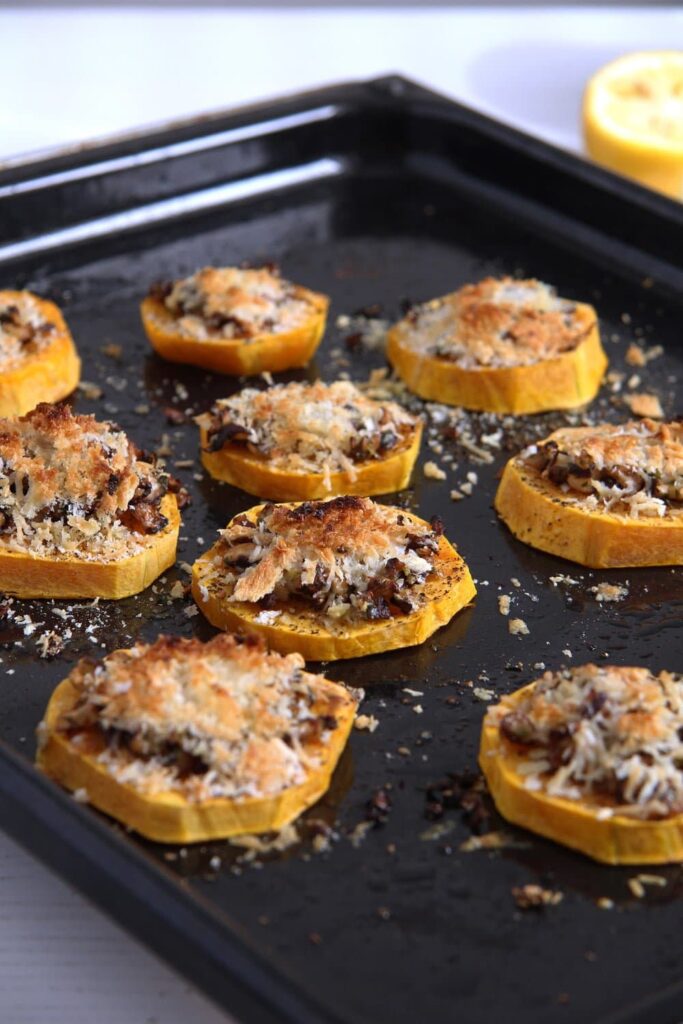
[205,496,442,623]
[199,380,418,485]
[49,634,359,802]
[149,266,318,342]
[0,293,57,371]
[393,277,592,368]
[0,404,177,560]
[520,419,683,519]
[488,664,683,819]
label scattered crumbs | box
[636,872,667,888]
[460,830,522,852]
[512,884,563,910]
[156,433,173,457]
[402,687,423,697]
[183,605,200,618]
[413,704,424,714]
[420,819,455,842]
[354,713,379,733]
[169,580,186,600]
[627,374,641,389]
[460,480,473,496]
[623,392,664,419]
[78,381,103,400]
[466,470,478,485]
[209,855,222,871]
[230,823,299,857]
[562,648,573,658]
[621,312,632,325]
[511,577,521,588]
[625,343,646,367]
[628,877,646,899]
[597,897,614,910]
[450,489,464,501]
[550,574,580,586]
[397,745,411,757]
[509,618,529,636]
[533,661,546,671]
[261,371,274,386]
[174,381,189,401]
[36,630,64,659]
[72,788,89,804]
[348,820,374,848]
[423,460,447,481]
[473,687,495,702]
[591,582,629,603]
[134,403,150,415]
[498,594,511,616]
[174,459,194,469]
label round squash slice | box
[37,634,360,844]
[480,664,683,865]
[0,403,183,598]
[0,290,80,416]
[198,379,423,500]
[140,265,329,375]
[495,419,683,568]
[386,276,607,414]
[192,495,476,661]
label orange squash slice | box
[140,266,328,375]
[0,290,80,416]
[198,379,422,500]
[480,664,683,865]
[386,277,607,414]
[37,634,359,843]
[192,496,476,661]
[495,419,683,568]
[0,403,182,598]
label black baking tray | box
[1,76,683,1024]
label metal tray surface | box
[0,77,683,1024]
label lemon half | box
[583,51,683,200]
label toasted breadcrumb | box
[423,460,447,481]
[512,884,563,910]
[355,714,380,733]
[498,595,511,616]
[626,343,646,367]
[509,618,529,636]
[623,393,664,419]
[591,582,629,603]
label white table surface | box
[1,6,681,1022]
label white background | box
[1,6,681,1023]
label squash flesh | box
[191,503,476,661]
[140,290,328,376]
[495,457,683,568]
[0,292,80,417]
[386,304,607,414]
[480,680,683,864]
[199,420,423,500]
[0,494,180,599]
[37,669,356,844]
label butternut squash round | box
[480,678,683,865]
[191,502,476,661]
[140,288,328,376]
[199,419,423,501]
[495,455,683,568]
[0,494,180,599]
[0,291,80,416]
[37,645,357,844]
[387,299,607,414]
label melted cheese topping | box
[199,380,418,485]
[488,664,683,819]
[394,277,590,368]
[0,293,56,371]
[205,496,440,622]
[151,266,317,342]
[0,404,171,560]
[52,634,359,802]
[521,420,683,518]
